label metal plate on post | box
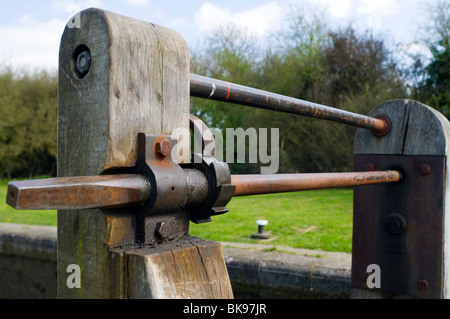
[134,133,190,245]
[352,154,445,299]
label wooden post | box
[57,8,233,298]
[352,99,450,298]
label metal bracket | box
[182,154,235,224]
[130,129,235,242]
[352,154,445,299]
[132,133,190,245]
[185,115,235,223]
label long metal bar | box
[7,170,401,210]
[190,73,390,134]
[6,170,210,211]
[231,170,402,196]
[6,174,152,210]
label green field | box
[0,179,58,226]
[190,189,353,253]
[0,179,353,253]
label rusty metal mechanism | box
[185,114,236,223]
[8,163,402,212]
[182,154,236,224]
[190,73,391,136]
[7,169,402,209]
[6,116,402,245]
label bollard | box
[251,220,270,239]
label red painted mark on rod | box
[225,82,231,101]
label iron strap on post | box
[190,73,391,136]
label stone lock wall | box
[0,223,352,299]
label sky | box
[0,0,433,72]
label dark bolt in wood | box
[420,164,431,176]
[418,280,429,291]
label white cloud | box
[0,0,427,71]
[193,2,231,33]
[193,2,284,37]
[0,0,106,71]
[52,0,103,14]
[167,17,190,31]
[233,2,284,37]
[118,0,150,8]
[51,0,103,28]
[0,16,65,71]
[304,0,402,30]
[309,0,353,20]
[303,0,350,20]
[354,0,401,31]
[356,0,400,17]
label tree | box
[190,25,265,173]
[254,24,405,173]
[410,0,450,117]
[0,67,57,179]
[189,7,406,174]
[324,28,403,106]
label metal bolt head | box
[365,163,374,171]
[419,164,431,176]
[372,115,391,137]
[156,139,172,157]
[76,51,91,76]
[155,222,170,240]
[418,279,429,291]
[385,213,407,235]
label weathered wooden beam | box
[124,238,233,298]
[57,8,232,299]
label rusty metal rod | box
[6,171,210,211]
[6,170,401,210]
[190,73,390,134]
[6,174,152,210]
[231,170,402,196]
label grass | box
[0,178,353,253]
[190,189,353,253]
[0,178,57,226]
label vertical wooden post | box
[352,99,450,298]
[57,8,232,298]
